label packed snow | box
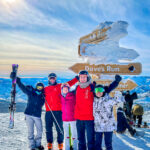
[0,107,150,150]
[79,21,139,64]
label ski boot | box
[36,145,44,150]
[58,143,63,150]
[129,128,136,136]
[47,143,53,150]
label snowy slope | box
[0,111,150,150]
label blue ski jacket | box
[17,78,45,118]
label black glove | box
[75,75,79,81]
[93,81,96,86]
[115,74,122,82]
[10,72,16,79]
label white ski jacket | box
[93,94,124,132]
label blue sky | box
[0,0,150,78]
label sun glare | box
[5,0,16,3]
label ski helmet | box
[79,70,90,81]
[61,83,70,90]
[48,73,57,79]
[36,82,44,90]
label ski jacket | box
[93,94,124,132]
[132,104,144,116]
[17,78,45,118]
[74,80,120,121]
[61,92,76,121]
[44,78,78,111]
[117,109,131,132]
[74,84,94,120]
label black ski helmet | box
[35,82,44,89]
[48,73,57,79]
[79,70,90,81]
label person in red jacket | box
[44,73,78,150]
[75,70,121,150]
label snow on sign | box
[78,21,139,64]
[95,80,137,91]
[69,63,142,75]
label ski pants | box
[76,120,95,150]
[133,115,143,126]
[45,111,64,144]
[95,132,113,150]
[63,121,78,150]
[25,114,43,149]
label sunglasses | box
[36,86,44,90]
[95,87,104,93]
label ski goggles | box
[95,87,105,93]
[36,86,44,90]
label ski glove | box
[115,74,122,82]
[75,75,79,81]
[93,81,97,86]
[10,72,16,79]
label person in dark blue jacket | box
[10,72,45,150]
[117,107,136,136]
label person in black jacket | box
[117,107,136,136]
[10,72,45,150]
[124,91,138,118]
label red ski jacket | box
[44,78,78,111]
[74,84,94,120]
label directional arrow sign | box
[78,27,110,56]
[94,80,137,91]
[69,63,142,75]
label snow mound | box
[79,21,139,64]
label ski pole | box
[45,100,64,135]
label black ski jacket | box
[17,78,45,118]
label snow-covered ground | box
[0,110,150,150]
[0,77,150,150]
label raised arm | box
[10,72,33,95]
[16,77,33,94]
[105,74,122,94]
[66,76,78,87]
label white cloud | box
[0,0,74,31]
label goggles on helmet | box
[95,87,104,93]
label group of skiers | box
[116,90,144,136]
[11,70,132,150]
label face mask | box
[35,90,42,95]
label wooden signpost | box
[78,27,111,56]
[69,21,142,94]
[69,63,142,75]
[94,80,137,91]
